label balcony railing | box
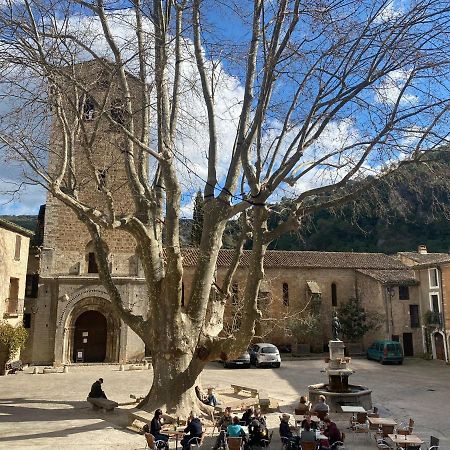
[3,298,24,318]
[427,310,443,327]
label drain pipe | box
[438,267,449,362]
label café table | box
[388,433,424,448]
[368,417,397,427]
[164,426,186,450]
[341,405,367,413]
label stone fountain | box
[308,312,372,412]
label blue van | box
[367,340,404,364]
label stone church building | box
[21,60,427,365]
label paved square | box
[0,358,448,448]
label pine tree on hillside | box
[191,191,204,247]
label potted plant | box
[0,321,28,375]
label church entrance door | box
[73,310,107,362]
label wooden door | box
[434,333,445,360]
[73,310,107,362]
[403,333,414,357]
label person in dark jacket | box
[181,412,203,450]
[279,414,299,447]
[323,417,342,448]
[88,378,107,399]
[248,409,268,447]
[241,408,254,426]
[213,407,232,450]
[300,412,318,431]
[150,409,169,448]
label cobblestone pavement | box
[0,358,448,448]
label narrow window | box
[231,283,239,306]
[331,283,337,307]
[25,274,39,298]
[111,99,125,125]
[430,293,440,313]
[409,305,420,328]
[23,313,31,329]
[429,268,439,288]
[83,96,95,121]
[282,282,289,306]
[181,282,185,307]
[399,286,410,300]
[87,252,98,273]
[14,235,21,261]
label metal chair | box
[397,418,415,436]
[188,433,204,449]
[375,438,393,450]
[280,436,291,450]
[260,430,273,449]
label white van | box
[249,343,281,368]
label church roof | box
[397,252,450,267]
[181,248,407,270]
[356,269,418,285]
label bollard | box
[32,367,39,374]
[119,364,125,371]
[63,365,69,373]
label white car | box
[249,343,281,368]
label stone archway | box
[64,297,120,364]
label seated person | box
[323,417,342,449]
[149,409,169,449]
[181,411,203,450]
[300,412,318,431]
[312,395,329,420]
[88,378,107,399]
[227,416,247,439]
[206,387,221,407]
[213,407,232,450]
[248,409,268,446]
[295,395,311,415]
[279,413,299,446]
[300,423,316,443]
[241,407,254,426]
[195,386,208,403]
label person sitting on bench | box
[88,378,107,399]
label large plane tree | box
[1,0,450,415]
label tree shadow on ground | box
[0,397,136,444]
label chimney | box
[418,245,428,254]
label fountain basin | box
[308,383,372,412]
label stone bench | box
[87,397,118,412]
[258,391,270,412]
[231,384,259,397]
[128,408,153,426]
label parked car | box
[249,343,281,368]
[222,351,251,368]
[367,340,404,364]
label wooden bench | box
[87,397,118,412]
[231,384,259,398]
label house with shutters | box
[398,245,450,362]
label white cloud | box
[374,1,403,23]
[374,70,418,106]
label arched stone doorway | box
[73,310,107,362]
[434,332,445,361]
[64,297,120,363]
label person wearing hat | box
[279,414,299,447]
[88,378,107,399]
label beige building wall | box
[0,221,31,328]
